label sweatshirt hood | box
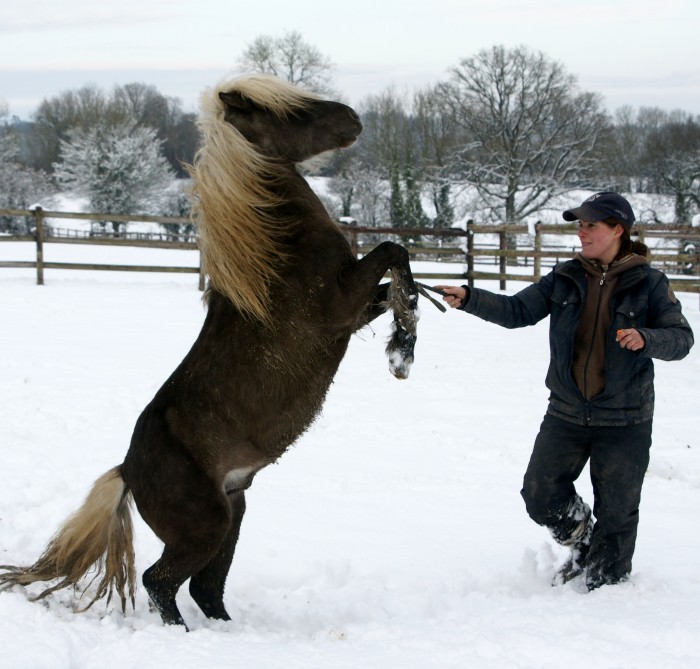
[575,252,648,279]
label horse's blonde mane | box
[190,75,321,324]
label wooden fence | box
[1,207,699,295]
[0,207,206,289]
[340,220,700,294]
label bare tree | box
[238,31,336,96]
[604,105,644,192]
[437,45,610,225]
[413,87,459,227]
[354,89,409,173]
[27,84,198,176]
[631,106,676,194]
[354,169,390,228]
[327,167,389,231]
[642,112,700,226]
[354,89,434,229]
[30,85,108,172]
[0,102,55,232]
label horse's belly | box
[223,465,258,494]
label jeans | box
[521,413,652,582]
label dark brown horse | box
[0,75,420,628]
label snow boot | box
[585,564,629,591]
[552,509,594,586]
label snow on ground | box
[0,257,699,669]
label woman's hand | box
[616,328,645,351]
[434,285,467,309]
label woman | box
[437,192,694,590]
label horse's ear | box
[219,91,254,114]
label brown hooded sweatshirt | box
[572,252,649,400]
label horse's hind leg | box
[143,549,193,627]
[188,491,246,620]
[137,481,234,627]
[142,501,233,627]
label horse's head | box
[217,77,362,163]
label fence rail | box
[1,207,699,295]
[0,207,206,289]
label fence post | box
[34,207,45,286]
[499,227,507,291]
[198,247,206,291]
[466,220,474,289]
[349,226,359,256]
[533,221,542,281]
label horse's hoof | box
[386,326,416,380]
[389,358,412,380]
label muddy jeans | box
[521,413,652,583]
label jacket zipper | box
[582,265,607,410]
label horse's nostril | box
[348,109,362,134]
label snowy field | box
[0,257,698,669]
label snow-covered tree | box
[160,180,196,241]
[0,102,55,233]
[54,120,174,234]
[354,170,390,230]
[326,167,390,239]
[30,84,197,175]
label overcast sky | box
[2,0,699,120]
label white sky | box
[1,0,699,119]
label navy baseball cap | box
[562,192,636,227]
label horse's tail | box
[0,466,136,612]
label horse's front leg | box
[358,282,391,325]
[384,259,419,379]
[339,241,419,379]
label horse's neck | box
[277,166,330,220]
[281,164,310,194]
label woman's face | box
[577,220,623,264]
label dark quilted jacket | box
[461,257,694,426]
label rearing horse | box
[0,75,420,628]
